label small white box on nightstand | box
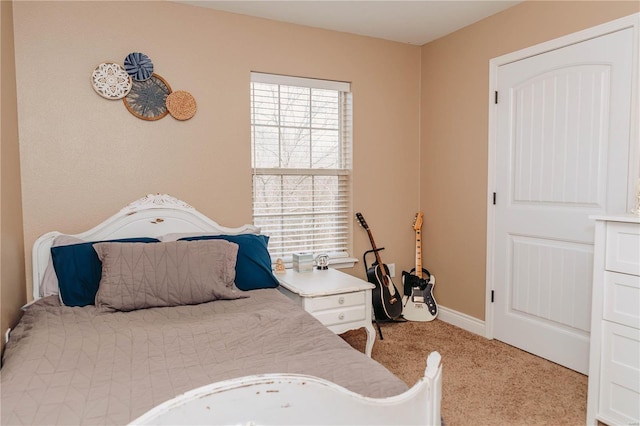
[292,253,314,272]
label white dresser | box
[587,214,640,425]
[276,268,376,357]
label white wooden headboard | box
[32,194,259,300]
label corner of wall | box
[1,0,27,354]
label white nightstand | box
[276,268,376,357]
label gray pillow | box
[94,239,247,312]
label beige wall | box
[1,0,27,352]
[6,0,639,324]
[12,1,421,300]
[420,1,640,320]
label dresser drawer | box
[599,321,640,424]
[604,271,640,328]
[605,222,640,275]
[312,305,366,327]
[304,291,365,313]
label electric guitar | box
[355,212,403,320]
[402,212,438,321]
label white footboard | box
[131,352,442,425]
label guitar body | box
[402,268,437,322]
[401,212,438,322]
[368,264,403,320]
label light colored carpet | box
[340,320,587,426]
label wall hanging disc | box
[124,52,154,81]
[166,90,197,120]
[123,73,172,121]
[91,62,132,99]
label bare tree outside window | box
[251,74,352,262]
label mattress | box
[1,289,407,425]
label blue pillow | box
[178,234,279,291]
[51,237,160,307]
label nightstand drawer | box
[606,222,640,275]
[305,292,365,313]
[274,268,376,357]
[312,305,367,327]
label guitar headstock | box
[413,211,424,231]
[355,212,369,230]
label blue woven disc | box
[124,52,154,81]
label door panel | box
[492,27,634,374]
[512,65,610,207]
[510,235,592,333]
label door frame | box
[485,13,640,340]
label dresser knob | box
[338,297,345,304]
[338,313,345,320]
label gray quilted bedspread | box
[1,289,407,425]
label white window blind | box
[250,72,353,263]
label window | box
[250,72,353,265]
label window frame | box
[250,72,356,269]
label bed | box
[1,194,442,425]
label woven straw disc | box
[166,90,197,120]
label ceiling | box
[176,1,523,46]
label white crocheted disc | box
[91,62,133,100]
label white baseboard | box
[437,305,486,337]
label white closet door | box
[491,27,634,374]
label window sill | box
[276,257,358,271]
[275,253,358,268]
[329,257,359,269]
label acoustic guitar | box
[402,212,438,321]
[355,212,403,320]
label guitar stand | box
[363,248,386,340]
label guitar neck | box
[415,228,422,274]
[356,213,388,279]
[366,228,385,271]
